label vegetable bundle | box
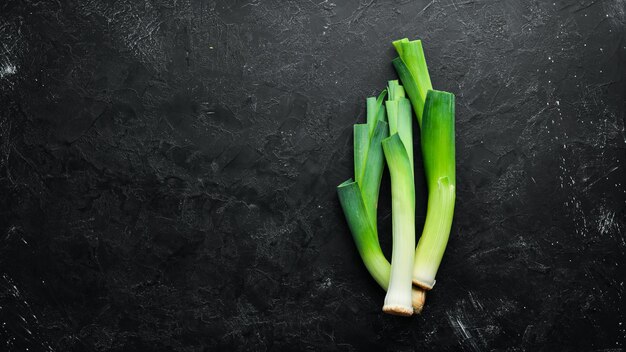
[337,39,456,316]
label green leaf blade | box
[392,58,424,126]
[360,120,389,232]
[400,40,433,103]
[396,98,414,172]
[392,39,433,127]
[337,180,390,288]
[353,124,369,185]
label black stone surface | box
[1,0,625,351]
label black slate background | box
[1,0,625,351]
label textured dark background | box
[1,0,625,351]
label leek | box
[381,81,416,316]
[337,90,425,313]
[393,39,456,289]
[412,90,456,289]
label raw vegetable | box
[380,81,416,316]
[337,37,456,314]
[392,39,456,290]
[337,90,425,313]
[411,90,456,289]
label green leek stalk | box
[412,90,456,289]
[337,90,425,313]
[392,38,433,127]
[381,81,415,316]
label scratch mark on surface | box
[572,0,600,13]
[447,312,482,351]
[469,291,484,311]
[597,207,620,238]
[419,0,437,15]
[583,166,619,192]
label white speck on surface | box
[0,63,17,78]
